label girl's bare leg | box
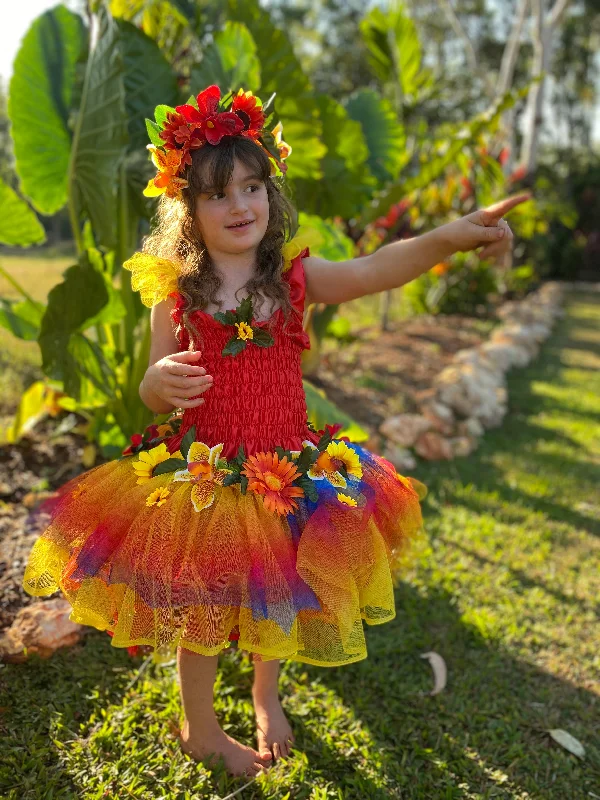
[251,655,295,763]
[177,646,271,777]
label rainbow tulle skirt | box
[22,438,425,667]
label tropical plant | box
[0,0,533,454]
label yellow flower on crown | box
[235,321,254,341]
[272,121,292,162]
[132,443,184,484]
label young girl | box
[23,85,525,779]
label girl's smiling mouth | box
[226,219,255,229]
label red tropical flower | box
[508,165,527,184]
[176,85,245,145]
[122,432,144,456]
[231,89,265,137]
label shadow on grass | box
[3,294,599,799]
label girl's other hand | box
[443,193,531,264]
[144,350,213,409]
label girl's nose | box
[229,192,249,213]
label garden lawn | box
[1,290,599,799]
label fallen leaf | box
[420,651,447,695]
[548,729,585,759]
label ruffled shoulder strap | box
[122,252,180,307]
[282,224,324,273]
[284,246,310,315]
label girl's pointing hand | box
[443,192,531,264]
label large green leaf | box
[38,256,116,401]
[190,21,261,94]
[293,96,376,218]
[0,179,46,246]
[360,3,433,103]
[69,7,128,249]
[118,19,179,152]
[298,212,355,261]
[0,298,44,341]
[8,6,87,215]
[344,89,407,183]
[227,0,325,181]
[303,380,369,443]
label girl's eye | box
[208,184,261,200]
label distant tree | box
[266,0,374,97]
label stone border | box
[380,281,566,469]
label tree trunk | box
[519,0,572,173]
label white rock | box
[449,436,478,457]
[379,414,432,448]
[457,417,485,438]
[382,444,417,472]
[414,431,453,460]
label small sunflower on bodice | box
[214,295,275,356]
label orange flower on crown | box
[143,146,188,198]
[242,451,304,515]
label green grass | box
[2,292,600,799]
[0,254,72,416]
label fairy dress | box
[22,245,424,667]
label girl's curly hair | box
[142,136,298,347]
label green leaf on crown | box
[154,104,176,126]
[145,118,165,148]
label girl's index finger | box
[483,193,532,222]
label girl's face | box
[194,158,270,262]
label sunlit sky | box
[2,0,598,147]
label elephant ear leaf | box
[8,5,87,215]
[0,179,45,246]
[69,6,128,249]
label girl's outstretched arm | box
[303,193,530,306]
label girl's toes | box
[272,741,282,760]
[259,749,273,765]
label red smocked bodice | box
[165,248,319,460]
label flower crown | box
[143,85,291,200]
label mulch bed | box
[312,314,493,435]
[0,312,494,630]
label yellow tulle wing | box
[122,252,180,307]
[282,226,325,273]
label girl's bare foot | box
[252,691,295,764]
[179,717,271,778]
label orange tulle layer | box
[22,443,424,666]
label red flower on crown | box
[231,89,265,138]
[176,85,245,145]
